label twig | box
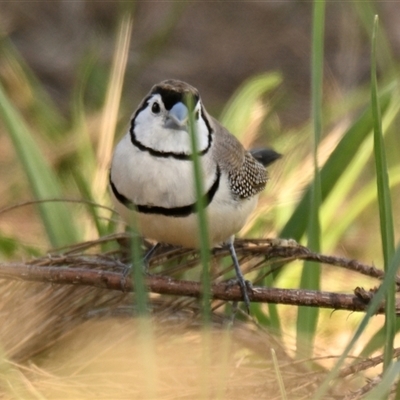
[0,261,398,314]
[226,239,392,283]
[1,237,399,313]
[339,347,400,378]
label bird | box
[109,79,281,312]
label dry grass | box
[0,280,322,400]
[0,234,393,399]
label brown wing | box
[228,152,268,199]
[210,116,268,199]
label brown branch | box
[339,347,400,378]
[1,238,399,314]
[0,261,396,314]
[46,235,394,284]
[209,239,394,283]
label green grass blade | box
[353,1,396,75]
[279,85,393,243]
[322,91,400,250]
[187,94,211,321]
[363,361,400,400]
[360,318,400,359]
[219,72,282,139]
[0,234,41,258]
[372,16,396,276]
[312,243,400,400]
[72,170,109,238]
[0,235,19,258]
[0,38,67,140]
[371,15,396,371]
[0,82,79,247]
[262,84,390,331]
[296,0,325,359]
[70,53,99,171]
[130,229,148,317]
[220,71,282,320]
[324,166,400,251]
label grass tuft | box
[371,15,396,371]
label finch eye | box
[151,102,161,114]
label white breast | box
[111,134,215,207]
[110,134,258,248]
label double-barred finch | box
[109,79,281,312]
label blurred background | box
[2,1,400,124]
[1,2,400,398]
[1,1,400,259]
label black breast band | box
[109,166,221,218]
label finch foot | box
[120,242,161,290]
[227,237,251,314]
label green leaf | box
[0,234,19,257]
[296,0,325,359]
[312,243,400,400]
[363,361,400,400]
[0,82,79,248]
[320,90,400,251]
[371,15,396,371]
[279,85,393,243]
[187,93,211,321]
[219,72,282,320]
[219,72,282,138]
[324,166,400,250]
[0,38,67,140]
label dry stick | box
[0,240,399,313]
[343,377,383,400]
[144,240,389,288]
[46,236,394,284]
[0,261,397,314]
[212,239,392,282]
[339,347,400,378]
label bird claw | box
[122,242,160,276]
[122,263,133,278]
[120,261,151,292]
[226,238,252,314]
[235,276,252,314]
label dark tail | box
[250,148,282,167]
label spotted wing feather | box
[209,116,268,200]
[229,152,268,199]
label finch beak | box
[165,102,189,130]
